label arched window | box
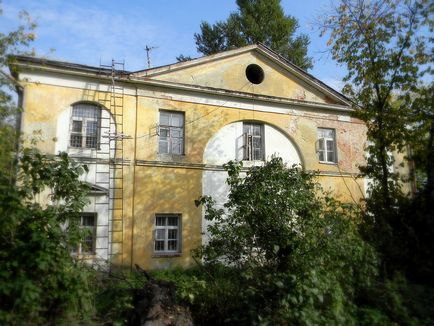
[243,122,264,161]
[69,103,101,149]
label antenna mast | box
[145,45,158,68]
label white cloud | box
[1,0,196,70]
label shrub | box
[0,148,95,324]
[193,158,379,324]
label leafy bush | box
[151,266,240,324]
[0,148,95,324]
[97,159,424,325]
[193,158,379,324]
[94,269,146,325]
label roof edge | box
[130,44,350,106]
[9,55,130,75]
[10,48,351,108]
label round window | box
[245,64,265,84]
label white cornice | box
[131,44,350,106]
[17,63,352,115]
[13,44,351,108]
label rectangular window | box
[69,104,101,149]
[317,128,337,163]
[154,214,181,254]
[243,122,264,161]
[159,111,184,155]
[72,213,97,255]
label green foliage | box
[0,7,36,68]
[95,268,204,325]
[176,54,193,62]
[152,266,244,324]
[0,9,100,324]
[322,0,431,203]
[150,267,206,305]
[193,157,378,324]
[0,4,36,181]
[192,0,312,70]
[409,83,434,199]
[392,192,434,283]
[94,270,146,325]
[402,282,434,325]
[321,0,433,278]
[357,275,418,325]
[0,148,95,324]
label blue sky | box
[1,0,345,89]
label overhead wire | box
[123,77,359,141]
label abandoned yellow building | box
[11,44,368,269]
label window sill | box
[157,153,186,162]
[242,159,265,162]
[319,161,338,165]
[72,253,96,258]
[242,160,265,167]
[152,252,182,258]
[68,147,96,157]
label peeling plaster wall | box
[83,194,109,262]
[147,52,335,104]
[202,121,302,243]
[18,65,369,269]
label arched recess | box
[201,120,302,242]
[55,101,116,159]
[203,120,303,166]
[54,101,116,262]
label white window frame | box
[243,122,264,161]
[72,212,97,255]
[317,128,337,164]
[158,110,185,155]
[69,104,101,149]
[154,214,181,254]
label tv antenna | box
[145,45,158,69]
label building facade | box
[11,44,368,269]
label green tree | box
[0,148,95,324]
[0,6,35,181]
[409,83,434,201]
[191,0,313,70]
[175,54,192,62]
[320,0,433,274]
[398,83,434,283]
[194,158,378,324]
[0,7,99,324]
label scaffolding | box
[94,59,126,267]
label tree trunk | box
[130,265,193,326]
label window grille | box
[69,104,101,149]
[158,111,184,155]
[317,128,337,163]
[71,212,97,255]
[154,214,181,253]
[243,122,264,161]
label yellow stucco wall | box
[147,51,336,104]
[19,62,367,269]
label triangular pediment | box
[85,182,108,195]
[131,44,348,106]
